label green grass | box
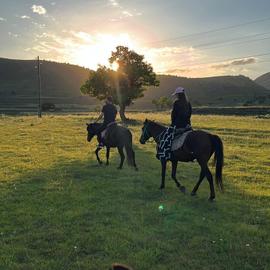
[0,113,269,270]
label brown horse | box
[139,119,224,201]
[87,123,138,170]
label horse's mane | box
[89,122,103,128]
[148,120,167,129]
[87,122,103,134]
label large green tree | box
[80,46,159,121]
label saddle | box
[101,122,117,141]
[171,129,193,151]
[174,125,192,137]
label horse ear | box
[145,118,148,123]
[86,123,89,126]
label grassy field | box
[0,113,269,270]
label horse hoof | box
[208,197,215,202]
[191,191,196,196]
[117,167,122,170]
[106,163,109,166]
[159,185,165,190]
[179,186,186,194]
[135,167,139,171]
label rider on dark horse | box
[95,96,117,148]
[171,86,192,131]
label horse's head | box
[140,119,152,144]
[86,123,98,142]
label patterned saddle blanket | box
[156,126,192,161]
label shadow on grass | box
[0,144,269,270]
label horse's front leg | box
[95,147,103,165]
[117,146,125,169]
[160,160,167,189]
[171,160,186,193]
[106,147,110,166]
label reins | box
[142,122,166,144]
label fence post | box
[37,56,42,118]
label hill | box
[255,72,270,90]
[1,58,270,112]
[132,75,270,109]
[0,58,94,109]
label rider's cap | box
[172,86,185,96]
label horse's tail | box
[124,132,137,169]
[211,135,224,192]
[125,144,135,166]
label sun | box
[71,33,135,70]
[111,61,119,71]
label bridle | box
[141,122,165,143]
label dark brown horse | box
[139,119,224,201]
[87,123,138,170]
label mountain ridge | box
[255,72,270,90]
[0,57,270,110]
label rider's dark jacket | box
[98,103,117,134]
[171,100,192,128]
[102,103,117,126]
[96,103,117,144]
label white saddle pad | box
[171,130,192,151]
[101,122,117,139]
[101,129,107,139]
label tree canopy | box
[152,96,173,111]
[80,46,159,121]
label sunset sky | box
[1,0,270,78]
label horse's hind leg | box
[117,146,125,169]
[193,161,215,201]
[205,166,215,201]
[191,169,205,196]
[171,160,186,193]
[132,150,138,171]
[106,147,110,166]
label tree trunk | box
[119,104,128,122]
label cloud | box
[159,56,257,77]
[108,0,142,20]
[142,46,204,75]
[32,45,50,53]
[164,68,192,74]
[29,29,255,78]
[109,0,119,7]
[122,11,133,17]
[51,2,56,6]
[32,31,134,69]
[21,15,31,19]
[8,32,19,38]
[31,5,47,15]
[111,9,142,21]
[31,21,46,28]
[0,17,6,21]
[211,58,256,69]
[71,31,93,43]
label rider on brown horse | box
[171,86,192,130]
[95,96,117,147]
